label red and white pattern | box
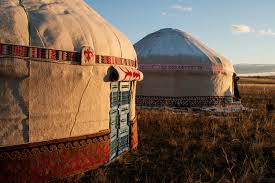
[0,43,81,63]
[111,66,144,82]
[95,55,137,67]
[139,64,231,72]
[0,131,110,183]
[0,43,137,68]
[81,46,95,65]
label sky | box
[86,0,275,65]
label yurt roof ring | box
[0,43,138,68]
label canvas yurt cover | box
[0,0,143,182]
[135,28,234,107]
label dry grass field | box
[61,77,275,183]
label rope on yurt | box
[103,23,123,60]
[19,0,30,46]
[19,0,46,48]
[18,0,31,143]
[69,75,93,136]
[191,36,221,67]
[176,31,197,61]
[83,0,124,61]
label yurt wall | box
[0,0,142,181]
[0,0,138,147]
[138,71,233,97]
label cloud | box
[258,29,275,36]
[231,24,275,37]
[231,24,252,33]
[161,3,192,16]
[170,4,192,12]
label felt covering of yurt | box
[0,0,142,182]
[135,28,234,107]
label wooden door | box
[109,82,131,160]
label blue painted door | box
[109,82,131,160]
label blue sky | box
[86,0,275,64]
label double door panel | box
[109,82,131,160]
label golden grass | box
[60,77,275,183]
[239,76,275,85]
[239,77,275,111]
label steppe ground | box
[62,76,275,183]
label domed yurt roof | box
[0,0,136,60]
[135,28,233,73]
[135,28,235,108]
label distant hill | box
[234,64,275,76]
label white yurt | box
[135,28,235,107]
[0,0,143,182]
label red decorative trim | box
[0,131,110,182]
[139,64,233,73]
[110,66,143,82]
[95,54,136,67]
[0,43,81,63]
[119,66,142,81]
[0,43,137,67]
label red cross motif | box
[84,48,94,62]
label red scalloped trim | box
[0,131,110,182]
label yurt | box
[135,28,234,108]
[0,0,143,182]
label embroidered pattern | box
[0,43,81,63]
[139,64,232,73]
[0,131,110,183]
[0,43,137,67]
[96,55,137,67]
[136,96,233,107]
